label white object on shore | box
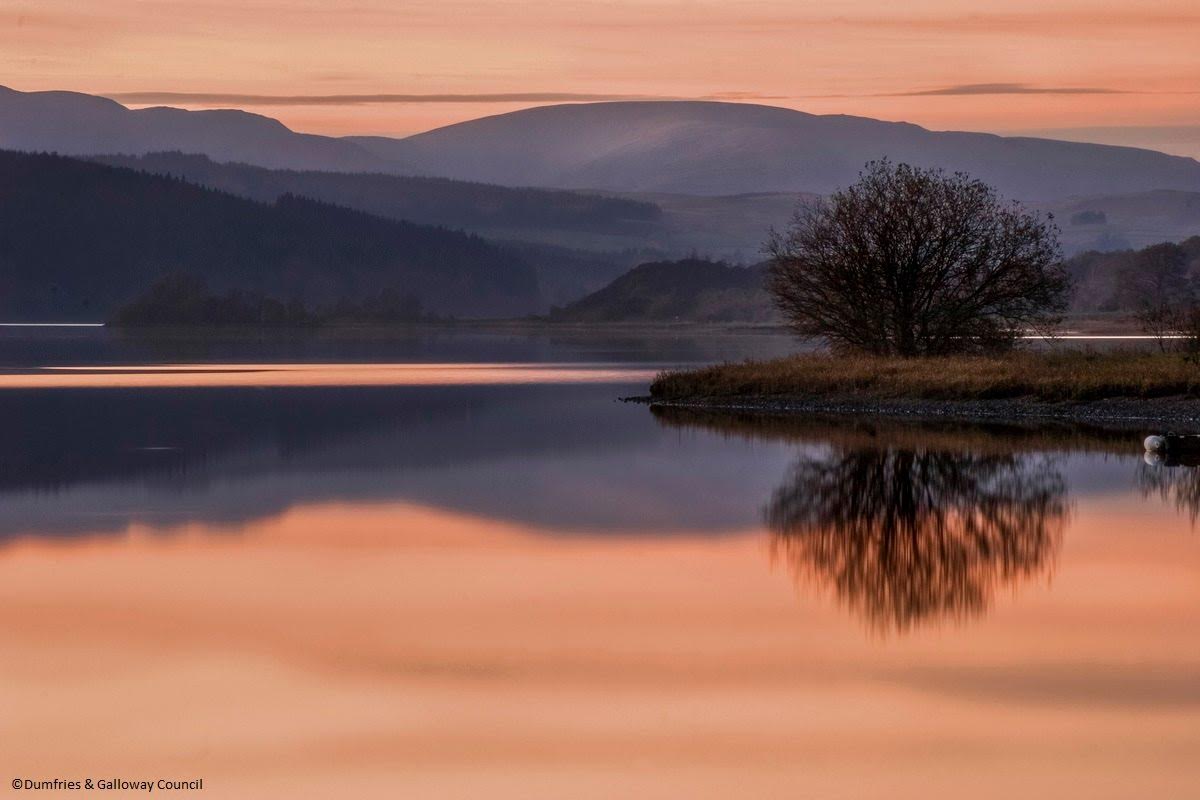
[1144,435,1169,454]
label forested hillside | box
[93,152,662,234]
[0,150,541,320]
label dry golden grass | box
[650,350,1200,403]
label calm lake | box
[1,328,1197,799]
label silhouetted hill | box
[85,154,1200,263]
[559,239,1200,322]
[350,101,1200,199]
[551,259,774,322]
[9,87,1200,202]
[87,153,675,305]
[92,152,661,233]
[493,239,657,307]
[0,150,540,321]
[0,85,386,171]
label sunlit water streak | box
[0,322,105,327]
[0,362,661,388]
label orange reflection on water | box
[0,363,658,389]
[0,501,1197,799]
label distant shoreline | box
[38,316,1160,334]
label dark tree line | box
[1065,238,1200,350]
[109,274,435,326]
[93,151,662,234]
[0,150,541,321]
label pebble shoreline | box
[626,394,1200,433]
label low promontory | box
[645,351,1200,429]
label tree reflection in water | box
[645,408,1116,632]
[765,446,1069,632]
[1138,455,1200,525]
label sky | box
[3,0,1198,154]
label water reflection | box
[765,447,1068,633]
[649,409,1132,632]
[1138,459,1200,524]
[0,377,789,540]
[3,354,1198,797]
[3,358,1194,643]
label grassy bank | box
[650,351,1200,404]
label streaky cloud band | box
[104,91,786,107]
[892,82,1126,96]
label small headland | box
[637,351,1200,431]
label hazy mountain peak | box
[4,87,1200,200]
[0,85,382,171]
[137,105,291,129]
[0,85,126,109]
[352,100,1200,199]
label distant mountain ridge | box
[352,101,1200,199]
[0,85,387,171]
[5,86,1200,201]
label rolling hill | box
[88,154,1200,261]
[351,101,1200,200]
[6,86,1200,203]
[0,85,386,171]
[0,150,540,321]
[554,240,1200,324]
[6,85,1199,293]
[550,259,774,323]
[88,152,657,306]
[92,152,661,235]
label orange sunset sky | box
[3,1,1198,151]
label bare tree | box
[766,160,1069,356]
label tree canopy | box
[766,160,1069,355]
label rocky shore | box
[627,394,1200,433]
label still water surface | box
[0,330,1196,798]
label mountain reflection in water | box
[0,374,787,540]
